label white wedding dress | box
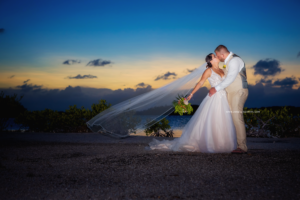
[145,68,237,153]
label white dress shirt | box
[215,52,244,92]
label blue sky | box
[0,0,300,110]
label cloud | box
[135,82,150,88]
[256,76,300,89]
[0,28,4,33]
[246,82,300,108]
[252,59,284,77]
[1,77,300,111]
[256,78,273,84]
[155,71,177,81]
[297,52,300,58]
[9,75,15,79]
[86,59,112,67]
[23,79,30,84]
[0,81,154,111]
[63,59,81,65]
[16,79,43,93]
[273,76,299,88]
[66,74,97,79]
[186,68,197,73]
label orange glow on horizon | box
[0,56,299,91]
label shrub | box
[0,91,27,131]
[144,118,174,137]
[14,99,111,133]
[244,106,300,138]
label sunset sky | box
[0,0,300,111]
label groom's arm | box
[214,59,240,92]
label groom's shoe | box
[231,148,247,154]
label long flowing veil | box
[86,63,208,138]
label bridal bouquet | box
[172,94,194,116]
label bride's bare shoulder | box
[202,68,212,78]
[204,68,212,75]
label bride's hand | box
[187,93,193,100]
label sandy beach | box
[0,132,299,199]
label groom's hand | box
[209,87,216,97]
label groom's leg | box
[230,88,248,152]
[226,92,233,112]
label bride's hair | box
[205,53,213,68]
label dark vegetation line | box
[0,91,299,138]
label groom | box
[209,45,249,154]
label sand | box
[0,134,299,199]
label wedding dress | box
[145,68,237,153]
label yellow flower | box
[223,65,226,69]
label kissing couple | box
[146,44,249,154]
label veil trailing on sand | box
[86,63,208,138]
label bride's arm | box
[187,68,211,100]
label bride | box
[145,53,237,153]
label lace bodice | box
[208,68,225,87]
[208,68,227,96]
